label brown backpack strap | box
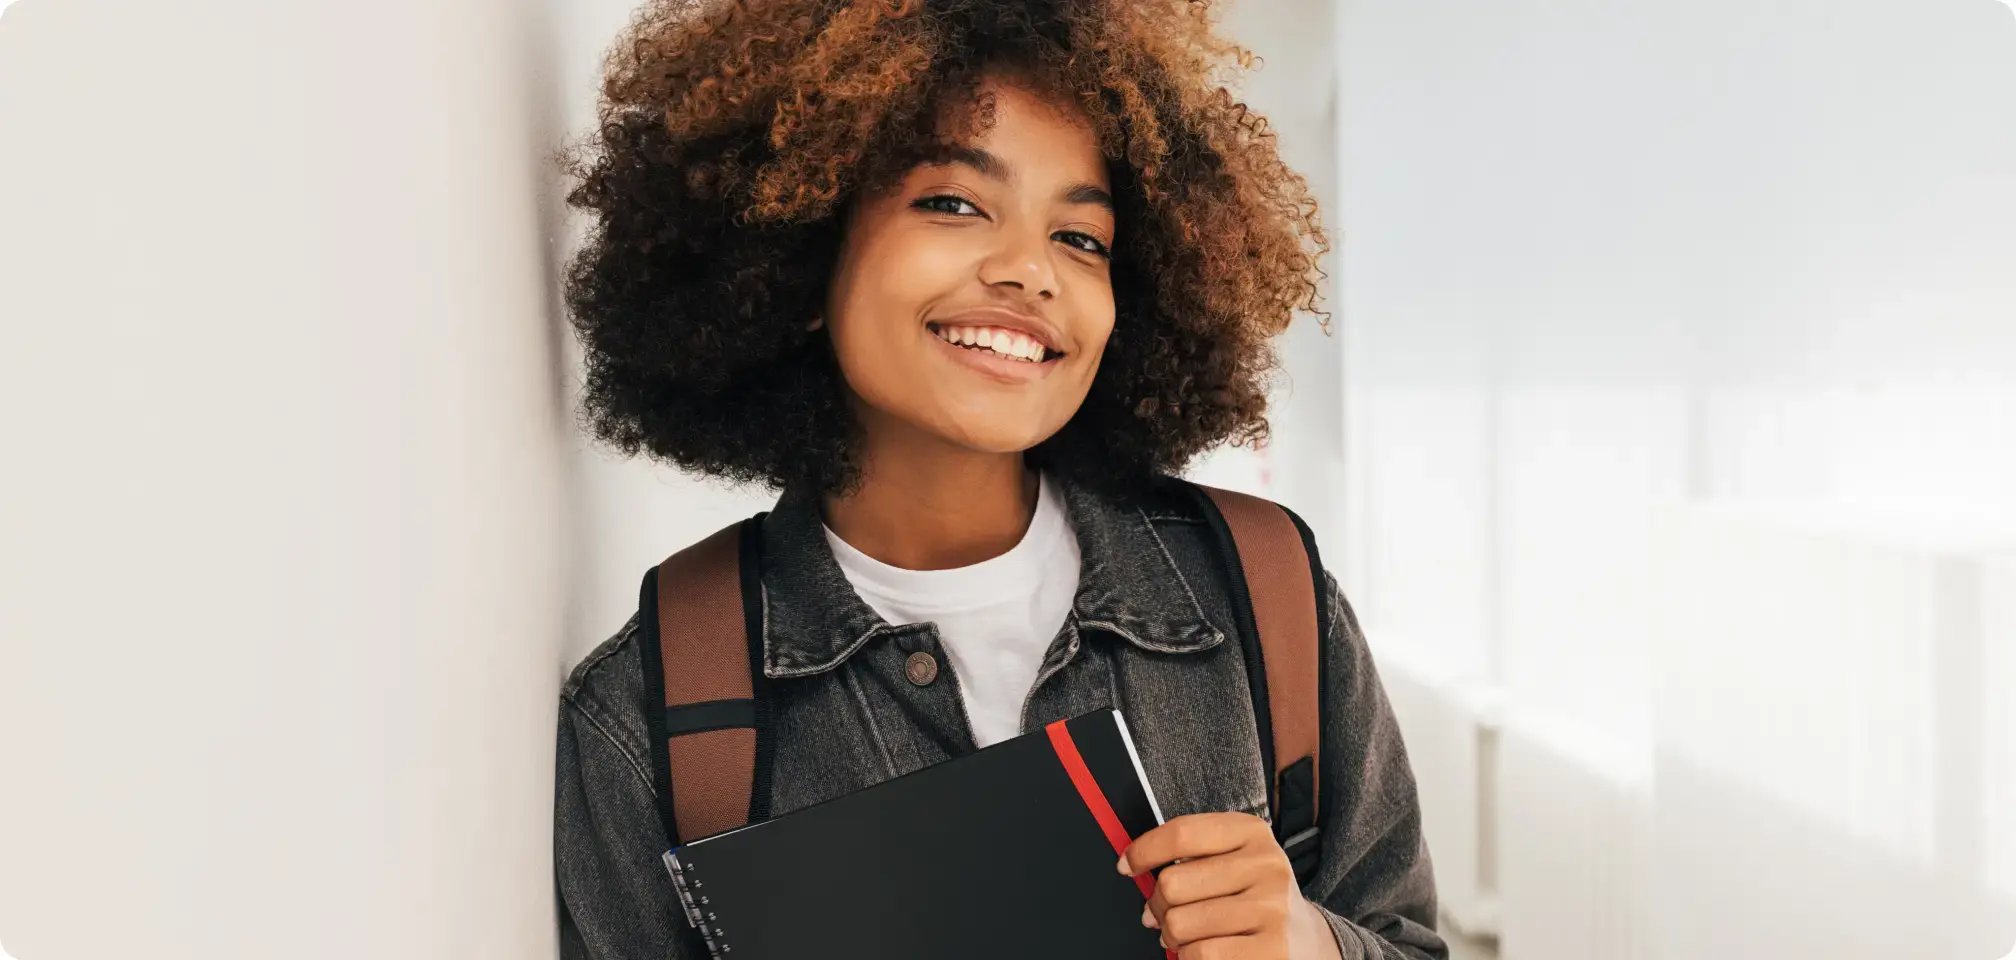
[1194,483,1323,813]
[1186,481,1326,881]
[636,514,771,847]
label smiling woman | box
[556,0,1330,503]
[552,4,1445,960]
[821,76,1118,454]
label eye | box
[1056,231,1112,259]
[913,194,983,217]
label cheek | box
[1070,291,1119,371]
[823,234,957,414]
[829,230,968,349]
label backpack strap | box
[1185,481,1329,884]
[635,513,773,847]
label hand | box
[1118,812,1343,960]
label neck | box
[821,425,1041,572]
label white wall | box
[1331,0,2016,956]
[1,2,571,959]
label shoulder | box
[1133,472,1215,525]
[1132,474,1326,586]
[560,609,655,773]
[1136,473,1325,539]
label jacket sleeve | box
[1304,569,1451,960]
[554,691,709,960]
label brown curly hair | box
[559,0,1328,502]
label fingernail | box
[1116,854,1131,876]
[1141,905,1159,929]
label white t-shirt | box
[821,470,1082,748]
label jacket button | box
[904,650,939,686]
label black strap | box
[740,513,776,826]
[635,563,680,846]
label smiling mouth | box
[923,324,1064,365]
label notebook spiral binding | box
[661,849,731,957]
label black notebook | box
[660,708,1173,959]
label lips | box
[925,322,1055,363]
[925,323,1062,385]
[927,307,1068,357]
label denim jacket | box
[553,471,1449,960]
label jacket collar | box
[757,470,1227,679]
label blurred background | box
[2,1,2011,958]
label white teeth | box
[932,324,1053,363]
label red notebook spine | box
[1045,717,1178,960]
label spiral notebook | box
[660,708,1172,960]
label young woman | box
[553,2,1446,958]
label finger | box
[1120,813,1260,876]
[1158,895,1267,947]
[1175,933,1266,960]
[1142,854,1251,930]
[1139,857,1253,932]
[1152,852,1273,907]
[1142,892,1165,930]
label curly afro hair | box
[559,0,1329,502]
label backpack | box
[633,477,1330,885]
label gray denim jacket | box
[553,471,1449,960]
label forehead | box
[925,76,1107,184]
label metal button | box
[904,650,939,686]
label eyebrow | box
[923,144,1115,215]
[1061,182,1116,214]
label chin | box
[957,435,1048,456]
[937,423,1057,456]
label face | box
[820,75,1118,457]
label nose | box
[976,224,1058,300]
